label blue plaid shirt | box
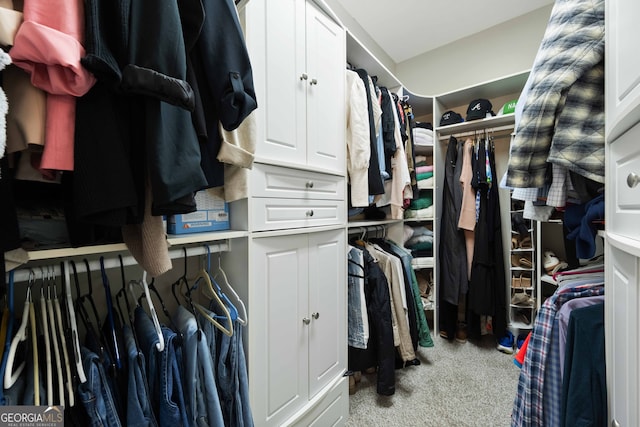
[511,281,604,426]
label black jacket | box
[348,246,395,396]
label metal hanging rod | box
[437,124,515,141]
[8,241,230,284]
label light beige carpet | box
[346,334,520,427]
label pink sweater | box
[10,0,95,171]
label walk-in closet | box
[1,0,636,426]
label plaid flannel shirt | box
[511,282,604,426]
[506,0,605,189]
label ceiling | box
[332,0,554,63]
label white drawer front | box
[252,163,345,200]
[610,122,640,241]
[252,198,345,231]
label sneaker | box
[497,330,515,354]
[516,333,527,352]
[455,323,467,343]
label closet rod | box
[437,124,514,141]
[8,242,229,284]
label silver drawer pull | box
[312,312,320,320]
[306,210,314,217]
[612,420,620,427]
[627,172,639,188]
[300,73,308,81]
[305,181,314,189]
[303,317,310,325]
[310,78,318,85]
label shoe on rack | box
[543,250,561,273]
[497,330,515,354]
[511,292,535,306]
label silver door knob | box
[612,420,620,427]
[310,78,318,85]
[305,181,314,188]
[312,312,320,320]
[627,172,639,188]
[300,73,308,81]
[306,210,314,217]
[303,317,311,325]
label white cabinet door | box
[305,3,346,175]
[246,0,307,166]
[251,234,309,427]
[245,0,345,172]
[250,229,347,426]
[606,244,640,427]
[606,0,640,141]
[307,229,346,399]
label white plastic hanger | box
[64,260,86,384]
[130,272,165,352]
[4,279,32,388]
[212,250,247,325]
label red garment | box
[10,0,96,171]
[514,331,532,368]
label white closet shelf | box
[436,114,515,137]
[411,257,434,269]
[347,219,403,229]
[24,230,248,262]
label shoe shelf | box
[509,194,538,331]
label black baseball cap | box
[466,99,495,121]
[440,110,464,126]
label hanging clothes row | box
[344,67,418,220]
[439,135,508,344]
[511,264,605,427]
[347,230,434,396]
[0,0,257,280]
[0,250,252,427]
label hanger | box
[27,270,40,405]
[100,257,122,371]
[192,267,233,337]
[171,248,191,307]
[131,271,165,352]
[4,273,33,389]
[206,245,241,324]
[38,268,53,404]
[63,262,86,385]
[54,262,74,407]
[46,267,65,407]
[78,260,110,358]
[0,271,15,390]
[212,248,247,325]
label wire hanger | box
[212,248,247,325]
[206,245,240,324]
[192,264,234,337]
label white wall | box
[396,5,553,95]
[321,0,397,74]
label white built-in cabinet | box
[244,0,345,174]
[241,0,349,425]
[605,0,640,425]
[250,230,347,427]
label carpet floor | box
[345,334,520,427]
